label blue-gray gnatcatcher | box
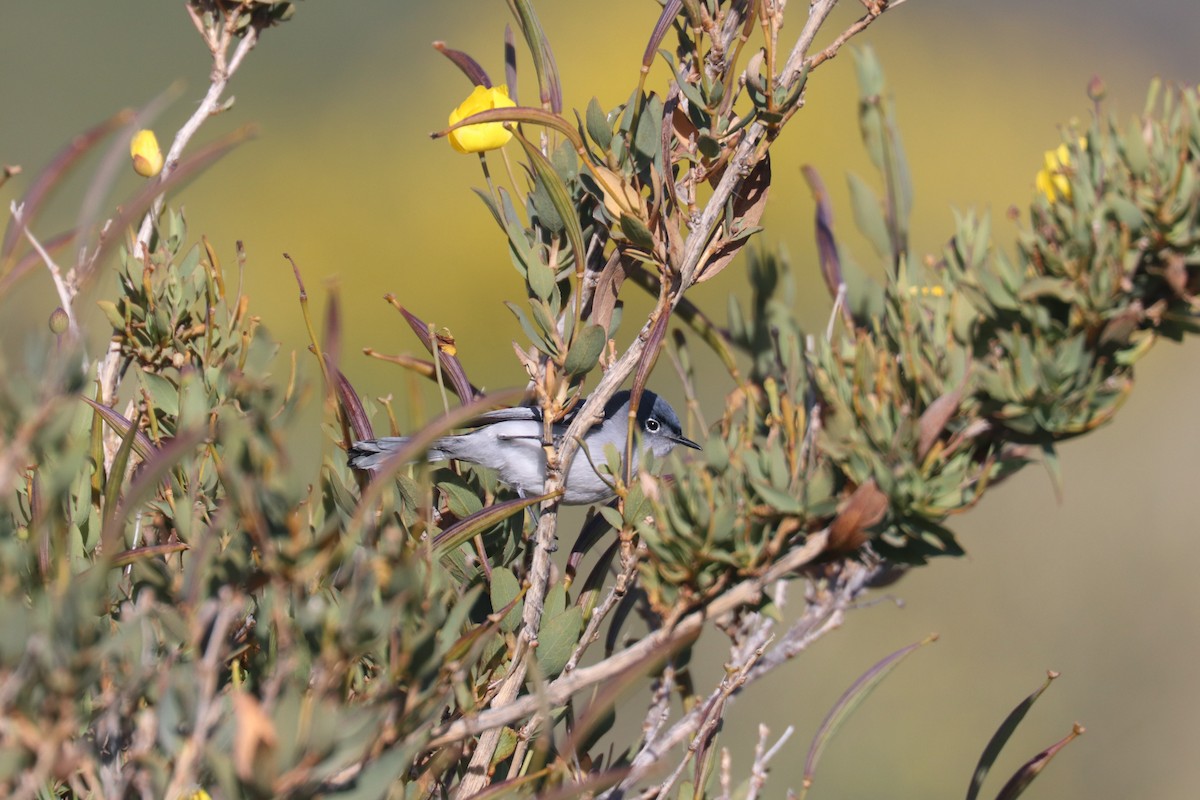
[348,389,701,505]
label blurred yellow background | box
[3,1,1198,797]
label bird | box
[347,389,702,505]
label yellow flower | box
[130,129,163,178]
[447,85,516,154]
[1035,138,1086,203]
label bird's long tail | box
[347,437,449,470]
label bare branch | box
[9,202,78,339]
[426,530,830,750]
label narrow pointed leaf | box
[2,108,134,267]
[433,40,492,87]
[109,542,189,569]
[436,491,556,554]
[101,426,205,557]
[1041,441,1064,503]
[504,25,518,102]
[992,723,1084,800]
[101,412,142,549]
[847,172,890,258]
[586,97,612,150]
[326,357,373,443]
[509,0,562,111]
[801,165,845,304]
[642,0,682,71]
[513,129,586,283]
[398,305,477,401]
[965,671,1060,800]
[803,634,937,795]
[434,106,584,153]
[82,397,158,461]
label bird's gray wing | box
[471,406,543,425]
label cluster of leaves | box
[190,0,299,33]
[3,0,1200,798]
[0,214,480,796]
[635,65,1200,603]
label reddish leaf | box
[699,155,771,282]
[1,109,134,267]
[827,478,888,552]
[433,40,492,87]
[917,385,964,461]
[993,723,1085,800]
[325,358,373,443]
[397,304,477,402]
[802,164,845,304]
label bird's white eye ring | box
[645,418,660,433]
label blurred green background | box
[3,1,1198,797]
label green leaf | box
[509,0,562,113]
[471,186,504,230]
[527,258,556,301]
[101,411,142,547]
[536,606,582,678]
[847,172,890,258]
[500,187,535,277]
[544,582,567,619]
[491,727,520,767]
[138,370,179,418]
[1040,441,1063,503]
[505,301,555,355]
[437,585,483,658]
[750,481,804,515]
[586,97,612,149]
[437,473,483,518]
[529,175,565,233]
[82,397,157,461]
[490,567,524,633]
[597,504,624,531]
[633,93,664,168]
[619,213,656,251]
[513,131,586,285]
[97,299,125,330]
[564,324,607,376]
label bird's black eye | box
[645,418,660,433]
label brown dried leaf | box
[699,155,771,282]
[1164,251,1191,300]
[828,478,888,552]
[917,385,964,461]
[585,249,629,336]
[233,692,278,783]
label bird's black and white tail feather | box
[347,437,451,470]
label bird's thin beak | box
[673,434,703,451]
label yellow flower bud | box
[447,85,516,154]
[1035,138,1086,203]
[130,129,163,178]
